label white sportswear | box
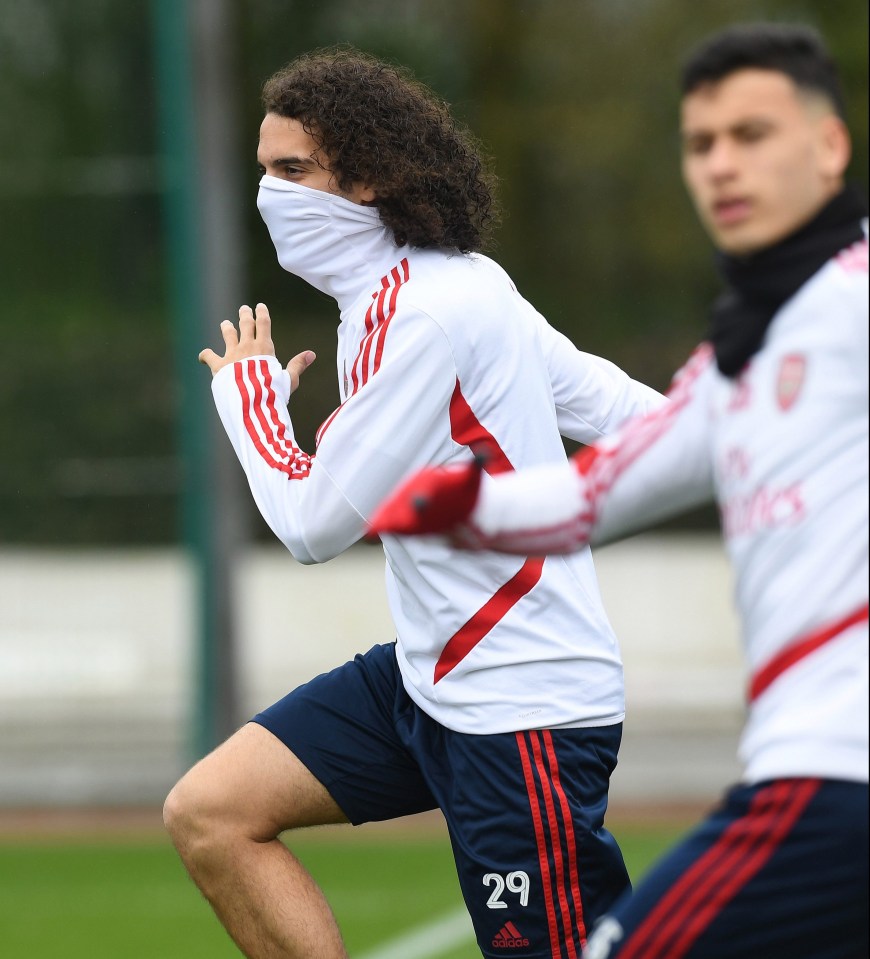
[467,232,869,784]
[210,177,665,734]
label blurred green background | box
[2,0,866,547]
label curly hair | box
[262,47,499,252]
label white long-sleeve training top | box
[467,234,869,783]
[211,219,664,733]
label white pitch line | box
[355,905,476,959]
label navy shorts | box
[253,641,630,958]
[583,778,869,959]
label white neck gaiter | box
[257,175,399,314]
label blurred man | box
[372,23,869,959]
[163,48,665,959]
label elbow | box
[276,522,347,566]
[268,519,319,565]
[258,491,363,565]
[287,544,320,566]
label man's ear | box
[817,113,852,181]
[358,184,378,204]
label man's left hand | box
[199,302,316,394]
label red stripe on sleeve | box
[257,360,311,475]
[248,359,290,462]
[572,343,713,524]
[234,363,290,475]
[234,362,310,479]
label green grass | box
[0,820,687,958]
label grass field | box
[0,813,689,958]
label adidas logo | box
[492,921,530,949]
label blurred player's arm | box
[371,345,716,553]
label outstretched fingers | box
[198,303,278,376]
[253,302,273,350]
[222,318,240,350]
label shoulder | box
[404,249,516,294]
[400,249,527,332]
[768,235,869,373]
[667,342,718,398]
[786,235,868,332]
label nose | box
[704,137,739,182]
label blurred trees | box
[1,0,866,544]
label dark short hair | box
[262,46,499,252]
[680,23,846,117]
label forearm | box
[212,356,364,564]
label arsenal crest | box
[776,354,806,411]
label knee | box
[163,770,221,857]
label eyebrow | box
[258,155,317,168]
[681,117,777,139]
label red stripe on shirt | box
[433,557,545,682]
[372,261,409,376]
[435,380,542,681]
[530,732,579,959]
[620,778,820,959]
[315,406,342,449]
[358,280,390,390]
[749,604,868,702]
[517,733,563,959]
[448,380,514,475]
[353,260,409,393]
[316,261,411,447]
[350,296,379,395]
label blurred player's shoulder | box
[834,231,868,277]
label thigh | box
[416,723,629,959]
[585,778,870,959]
[253,641,438,825]
[170,721,349,839]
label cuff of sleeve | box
[211,355,289,400]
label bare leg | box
[164,722,351,959]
